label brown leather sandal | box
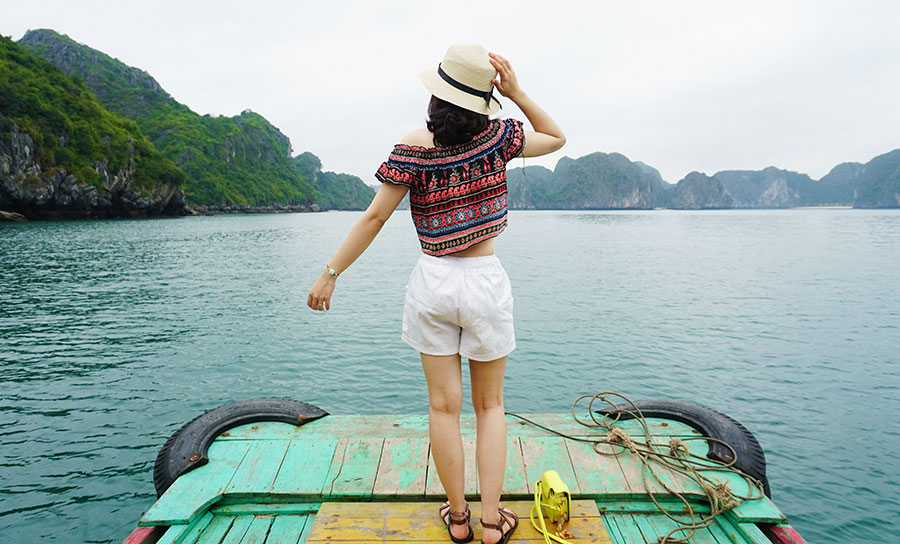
[479,505,518,544]
[439,500,474,543]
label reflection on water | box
[1,209,899,543]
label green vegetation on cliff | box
[292,152,374,210]
[20,29,314,207]
[0,35,182,191]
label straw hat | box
[419,44,502,115]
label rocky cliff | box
[1,114,183,218]
[669,172,735,209]
[507,153,666,209]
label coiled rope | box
[505,392,766,544]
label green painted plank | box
[424,435,478,497]
[154,525,187,544]
[601,513,627,544]
[566,439,629,496]
[264,514,309,544]
[176,512,215,544]
[502,435,529,495]
[141,440,252,525]
[324,437,384,498]
[195,514,235,544]
[225,440,291,494]
[736,521,775,544]
[297,512,316,544]
[219,516,254,544]
[218,414,699,440]
[520,436,581,495]
[372,436,429,496]
[605,514,646,544]
[631,512,720,544]
[271,437,338,495]
[689,469,784,523]
[239,516,274,544]
[595,498,712,516]
[211,503,319,516]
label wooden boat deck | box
[139,413,791,543]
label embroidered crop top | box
[375,118,525,256]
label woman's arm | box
[488,52,565,158]
[307,182,409,311]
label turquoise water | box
[1,209,898,543]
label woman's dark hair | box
[426,95,489,148]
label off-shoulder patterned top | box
[375,118,525,256]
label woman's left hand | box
[307,273,335,311]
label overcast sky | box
[5,1,900,183]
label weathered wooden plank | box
[373,436,429,496]
[193,514,233,544]
[153,525,185,544]
[611,442,675,497]
[271,437,338,495]
[163,511,214,544]
[566,439,629,496]
[218,414,699,440]
[681,469,785,523]
[520,436,581,495]
[424,436,478,498]
[324,437,384,498]
[604,514,646,544]
[264,514,309,544]
[141,440,251,525]
[601,513,626,544]
[219,516,254,544]
[239,515,274,544]
[211,503,319,516]
[304,500,609,543]
[632,512,721,544]
[225,440,291,495]
[502,436,529,495]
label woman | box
[307,44,564,544]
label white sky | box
[5,1,900,183]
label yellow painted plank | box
[304,500,611,543]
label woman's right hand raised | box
[489,52,524,101]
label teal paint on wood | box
[239,515,273,544]
[225,440,291,494]
[264,514,309,544]
[154,525,184,544]
[736,521,775,544]
[219,516,254,544]
[325,437,384,498]
[217,414,699,441]
[297,511,316,544]
[502,436,529,495]
[373,437,429,496]
[141,440,251,526]
[602,513,626,544]
[194,514,234,544]
[605,514,646,543]
[519,436,581,494]
[176,511,214,543]
[271,437,338,495]
[566,439,629,496]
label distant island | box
[2,29,898,221]
[1,29,374,220]
[507,150,900,210]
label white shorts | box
[402,254,516,361]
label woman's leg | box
[469,355,508,544]
[421,352,469,539]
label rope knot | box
[668,438,688,458]
[606,427,637,452]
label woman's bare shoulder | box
[399,128,435,148]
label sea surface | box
[1,209,898,544]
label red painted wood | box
[121,526,164,544]
[766,525,809,544]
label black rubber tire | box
[153,398,329,496]
[596,399,771,497]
